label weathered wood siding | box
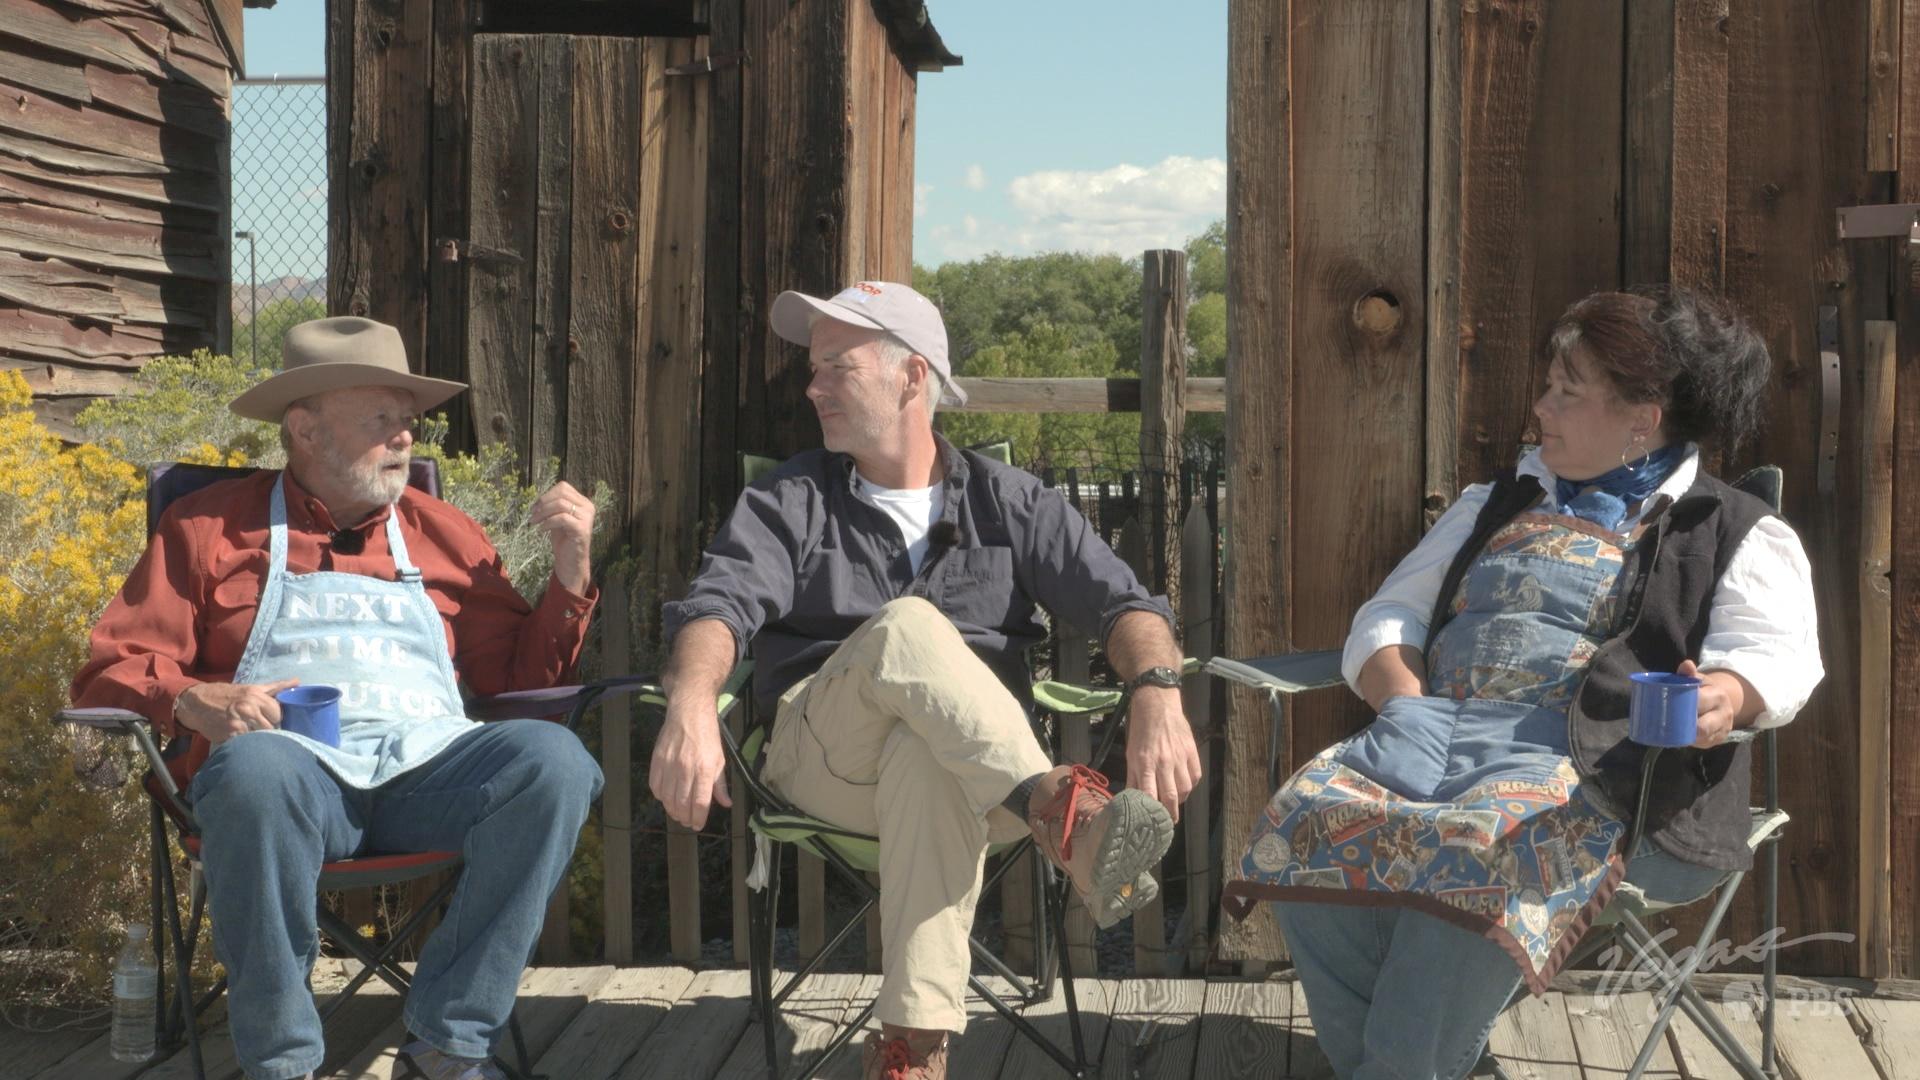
[1,0,237,436]
[1225,0,1914,977]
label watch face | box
[1136,667,1180,689]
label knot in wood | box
[1353,290,1403,336]
[509,46,527,64]
[607,209,632,232]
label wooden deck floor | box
[10,963,1920,1079]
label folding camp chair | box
[56,461,661,1080]
[1203,465,1789,1080]
[717,445,1161,1079]
[719,673,1139,1080]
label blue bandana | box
[1553,443,1687,531]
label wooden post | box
[1425,0,1463,529]
[1892,2,1920,977]
[1859,321,1896,977]
[1179,495,1217,975]
[1219,0,1294,964]
[799,850,826,963]
[1140,249,1190,606]
[635,35,711,969]
[1000,837,1035,974]
[601,570,634,965]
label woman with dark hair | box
[1223,287,1822,1079]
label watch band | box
[1127,665,1182,692]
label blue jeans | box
[1274,840,1725,1080]
[189,720,603,1080]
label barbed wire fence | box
[229,77,329,368]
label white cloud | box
[964,164,987,191]
[914,182,932,219]
[963,214,979,237]
[929,155,1226,263]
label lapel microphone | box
[928,521,961,549]
[329,528,367,555]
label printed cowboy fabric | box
[1225,512,1636,992]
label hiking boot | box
[861,1024,949,1080]
[1027,763,1174,928]
[392,1039,506,1080]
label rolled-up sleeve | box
[1012,484,1173,647]
[1695,515,1823,728]
[1341,485,1489,691]
[662,480,801,661]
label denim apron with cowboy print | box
[230,474,480,788]
[1224,509,1632,993]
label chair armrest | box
[55,707,179,803]
[465,675,663,723]
[1203,651,1345,695]
[56,706,150,731]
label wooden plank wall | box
[1889,0,1920,984]
[0,0,234,436]
[1710,1,1871,975]
[1226,0,1905,976]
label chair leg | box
[752,844,781,1079]
[1049,872,1089,1076]
[1763,834,1780,1078]
[1032,845,1057,1004]
[1618,895,1769,1080]
[156,828,206,1080]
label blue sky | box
[236,1,1227,273]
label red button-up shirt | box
[72,469,597,772]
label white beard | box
[319,440,410,507]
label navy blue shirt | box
[663,438,1174,714]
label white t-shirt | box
[855,471,944,575]
[1341,445,1823,728]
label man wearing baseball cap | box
[74,316,605,1080]
[653,282,1201,1078]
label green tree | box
[232,296,327,370]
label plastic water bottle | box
[109,923,157,1062]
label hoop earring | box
[1619,436,1646,473]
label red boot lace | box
[1034,764,1112,862]
[879,1038,914,1080]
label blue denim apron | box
[230,475,480,788]
[1226,512,1631,992]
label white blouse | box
[1341,446,1824,728]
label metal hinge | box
[666,51,745,76]
[435,238,524,265]
[1836,203,1920,245]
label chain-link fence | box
[229,77,329,368]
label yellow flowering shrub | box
[0,369,151,1005]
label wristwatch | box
[1126,666,1182,693]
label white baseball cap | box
[770,281,967,407]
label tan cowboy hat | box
[229,316,468,422]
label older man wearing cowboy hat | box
[74,317,604,1080]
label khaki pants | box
[760,597,1054,1032]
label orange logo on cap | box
[854,283,884,295]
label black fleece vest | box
[1423,470,1773,871]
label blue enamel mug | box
[275,685,343,748]
[1628,672,1702,747]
